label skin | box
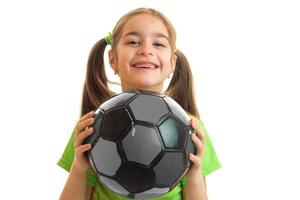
[183,119,208,200]
[59,13,207,200]
[108,14,177,92]
[59,111,95,200]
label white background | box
[0,0,299,199]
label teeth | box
[134,64,156,69]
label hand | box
[185,118,206,183]
[72,111,95,173]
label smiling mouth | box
[132,63,158,69]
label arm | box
[59,111,96,200]
[183,119,208,200]
[183,177,207,200]
[59,163,94,200]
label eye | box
[153,42,166,47]
[126,40,140,45]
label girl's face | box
[109,13,177,93]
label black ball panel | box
[122,125,162,166]
[84,109,104,146]
[129,94,169,125]
[153,152,186,187]
[163,96,190,126]
[91,138,121,176]
[100,92,137,111]
[101,108,132,142]
[158,116,187,149]
[116,164,155,193]
[185,130,196,167]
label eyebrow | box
[123,31,169,40]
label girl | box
[58,7,221,200]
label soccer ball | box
[84,89,195,199]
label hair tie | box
[104,32,113,45]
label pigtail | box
[80,39,115,117]
[165,49,200,118]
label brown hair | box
[80,7,200,119]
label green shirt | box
[57,115,221,200]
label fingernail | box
[191,134,196,139]
[190,119,195,126]
[189,153,195,159]
[88,128,93,133]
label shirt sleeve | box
[199,119,222,176]
[57,127,98,186]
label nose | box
[137,42,153,56]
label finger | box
[75,118,95,137]
[189,153,202,168]
[190,119,205,144]
[75,111,94,129]
[74,119,93,143]
[79,111,95,123]
[191,133,204,158]
[75,144,92,157]
[74,127,93,148]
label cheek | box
[164,54,173,66]
[117,51,132,65]
[165,51,173,62]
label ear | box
[171,54,177,72]
[108,50,118,73]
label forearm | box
[183,177,208,200]
[59,164,88,200]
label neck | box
[121,84,163,94]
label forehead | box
[121,13,169,38]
